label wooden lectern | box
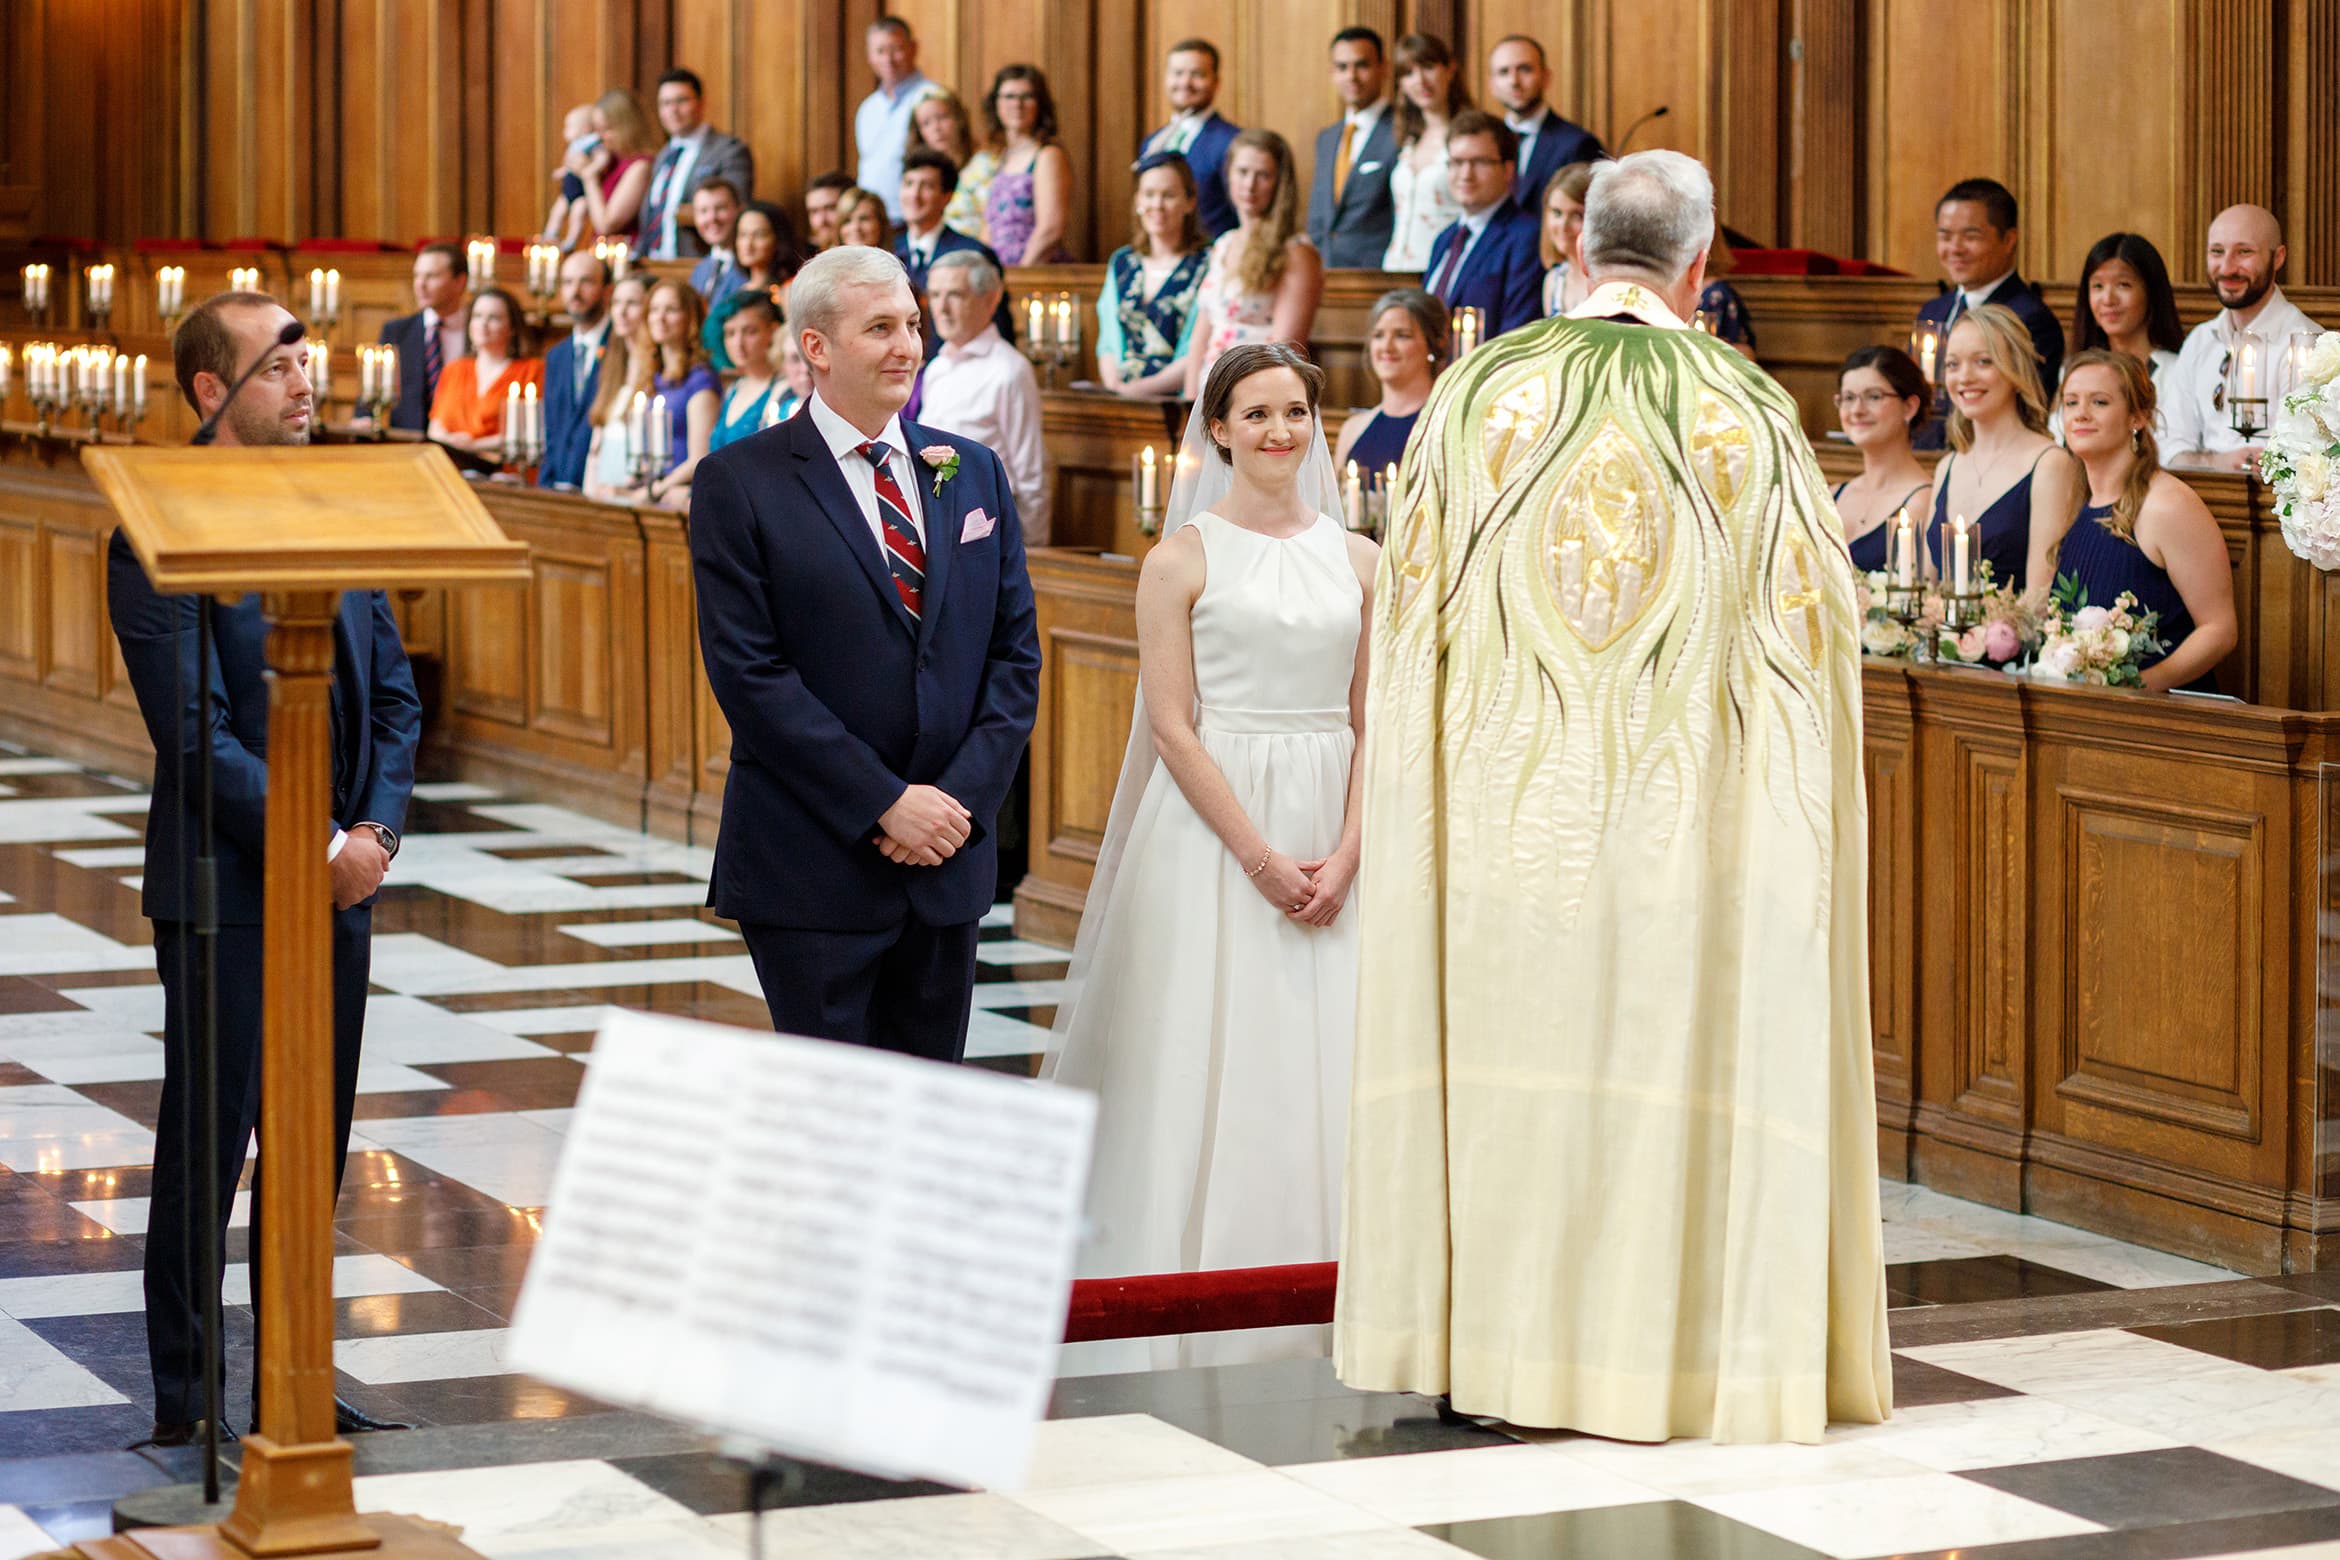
[66,445,531,1560]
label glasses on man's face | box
[1834,390,1895,409]
[1448,156,1506,173]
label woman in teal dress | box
[1096,152,1211,399]
[710,294,782,453]
[2031,350,2236,693]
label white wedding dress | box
[1051,510,1362,1370]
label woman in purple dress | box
[980,65,1074,265]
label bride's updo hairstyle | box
[1201,342,1325,464]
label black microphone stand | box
[195,596,224,1502]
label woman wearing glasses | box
[1831,345,1935,573]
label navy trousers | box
[740,918,980,1064]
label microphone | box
[1616,105,1670,153]
[190,318,308,446]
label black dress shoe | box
[133,1417,238,1450]
[334,1396,412,1434]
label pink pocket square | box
[960,508,996,543]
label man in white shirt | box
[1305,28,1399,268]
[920,252,1049,545]
[1486,35,1603,213]
[637,69,756,261]
[853,18,933,226]
[2163,204,2326,471]
[1141,39,1242,236]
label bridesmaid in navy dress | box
[2033,350,2237,692]
[1829,345,1935,573]
[1922,304,2082,591]
[1333,288,1449,499]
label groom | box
[689,245,1040,1061]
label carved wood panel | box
[1862,708,1917,1116]
[449,585,529,727]
[43,526,104,700]
[1951,731,2027,1122]
[0,517,37,681]
[532,554,616,745]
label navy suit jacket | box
[687,407,1042,930]
[1914,275,2066,447]
[893,228,1017,354]
[376,311,434,432]
[1145,113,1244,238]
[1306,112,1399,268]
[1511,111,1604,211]
[1424,204,1545,339]
[538,329,605,489]
[106,529,422,926]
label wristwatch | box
[359,822,400,861]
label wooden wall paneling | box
[1863,667,1920,1175]
[1707,0,1782,244]
[2044,0,2181,285]
[1587,0,1712,165]
[1089,0,1147,265]
[639,510,702,839]
[2290,0,2338,285]
[732,0,820,225]
[1785,0,1861,255]
[488,0,549,240]
[1872,0,2016,277]
[0,516,38,682]
[2181,0,2279,286]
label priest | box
[1335,149,1892,1445]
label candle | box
[1454,307,1482,358]
[22,263,48,312]
[309,267,324,318]
[113,352,129,413]
[523,382,541,448]
[2239,340,2257,401]
[468,239,495,288]
[1138,445,1158,508]
[0,343,11,401]
[86,265,114,314]
[648,393,672,463]
[1914,324,1939,386]
[629,389,649,467]
[230,266,259,293]
[358,347,374,404]
[1950,512,1972,595]
[131,354,147,418]
[1053,294,1074,349]
[1026,295,1044,345]
[1384,462,1398,507]
[1344,459,1364,530]
[505,380,522,439]
[314,342,331,402]
[1893,505,1916,587]
[325,268,340,319]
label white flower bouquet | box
[2260,330,2340,569]
[2032,576,2166,688]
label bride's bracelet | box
[1243,846,1274,879]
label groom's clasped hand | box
[873,782,973,866]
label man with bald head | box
[2164,204,2324,470]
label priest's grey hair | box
[789,245,913,340]
[1582,150,1715,284]
[930,249,1003,297]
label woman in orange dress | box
[427,286,544,461]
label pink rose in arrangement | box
[2072,604,2111,632]
[1981,618,2021,662]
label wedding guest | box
[698,203,799,368]
[1306,27,1399,269]
[1921,302,2081,590]
[1332,288,1447,476]
[570,89,654,243]
[1538,161,1595,315]
[804,171,856,252]
[1830,346,1934,573]
[583,274,652,502]
[1184,128,1323,397]
[1141,39,1243,237]
[854,18,933,224]
[1911,178,2062,446]
[638,69,756,260]
[539,250,612,490]
[686,177,746,303]
[428,287,543,463]
[912,90,992,237]
[2058,232,2183,441]
[710,294,783,453]
[2163,204,2325,471]
[922,252,1049,545]
[1098,152,1211,398]
[1382,32,1470,270]
[542,102,600,251]
[835,188,892,249]
[378,242,468,432]
[1485,34,1601,212]
[644,277,721,498]
[981,65,1075,265]
[1697,228,1756,356]
[1421,111,1541,339]
[893,148,1014,353]
[2035,351,2236,691]
[759,326,812,429]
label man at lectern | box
[105,291,423,1447]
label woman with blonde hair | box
[1183,128,1323,397]
[583,272,653,502]
[1537,161,1596,316]
[2030,350,2235,691]
[570,88,655,241]
[912,89,991,237]
[1920,302,2080,590]
[1381,33,1471,269]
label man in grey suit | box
[638,67,756,261]
[1305,28,1400,270]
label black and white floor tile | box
[0,743,2337,1557]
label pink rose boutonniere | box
[920,443,960,496]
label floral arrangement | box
[1854,561,2039,668]
[2260,331,2340,568]
[2031,575,2166,687]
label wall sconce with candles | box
[524,243,562,325]
[21,263,53,326]
[501,380,544,479]
[2227,332,2268,441]
[466,238,497,290]
[84,264,117,332]
[356,345,399,433]
[1133,444,1164,534]
[1021,291,1080,387]
[229,265,263,294]
[592,236,631,280]
[305,267,342,332]
[1451,306,1484,360]
[156,265,188,334]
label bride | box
[1047,342,1378,1369]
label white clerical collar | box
[1504,105,1550,134]
[808,388,907,458]
[1567,279,1691,330]
[1960,269,2015,311]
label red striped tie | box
[859,441,925,620]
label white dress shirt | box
[2161,286,2325,458]
[1954,268,2017,318]
[903,223,946,273]
[919,325,1049,545]
[565,318,610,399]
[1343,98,1391,145]
[649,127,709,260]
[807,389,923,559]
[1151,110,1210,155]
[421,306,469,367]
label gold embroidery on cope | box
[1542,419,1672,650]
[1775,532,1826,665]
[1481,373,1552,486]
[1689,390,1753,514]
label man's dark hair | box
[1938,178,2018,233]
[1168,37,1221,71]
[691,175,742,206]
[1330,26,1384,58]
[1446,109,1519,167]
[869,16,912,39]
[808,170,857,196]
[415,240,465,276]
[1493,33,1549,68]
[657,68,705,98]
[901,146,960,197]
[173,290,276,412]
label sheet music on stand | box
[507,1010,1097,1493]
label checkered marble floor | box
[1,743,2337,1557]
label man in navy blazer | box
[1911,177,2064,448]
[538,250,612,489]
[689,246,1040,1062]
[892,148,1016,354]
[108,292,421,1444]
[1489,35,1604,213]
[1422,113,1545,340]
[1141,39,1244,237]
[1305,28,1400,268]
[375,242,469,432]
